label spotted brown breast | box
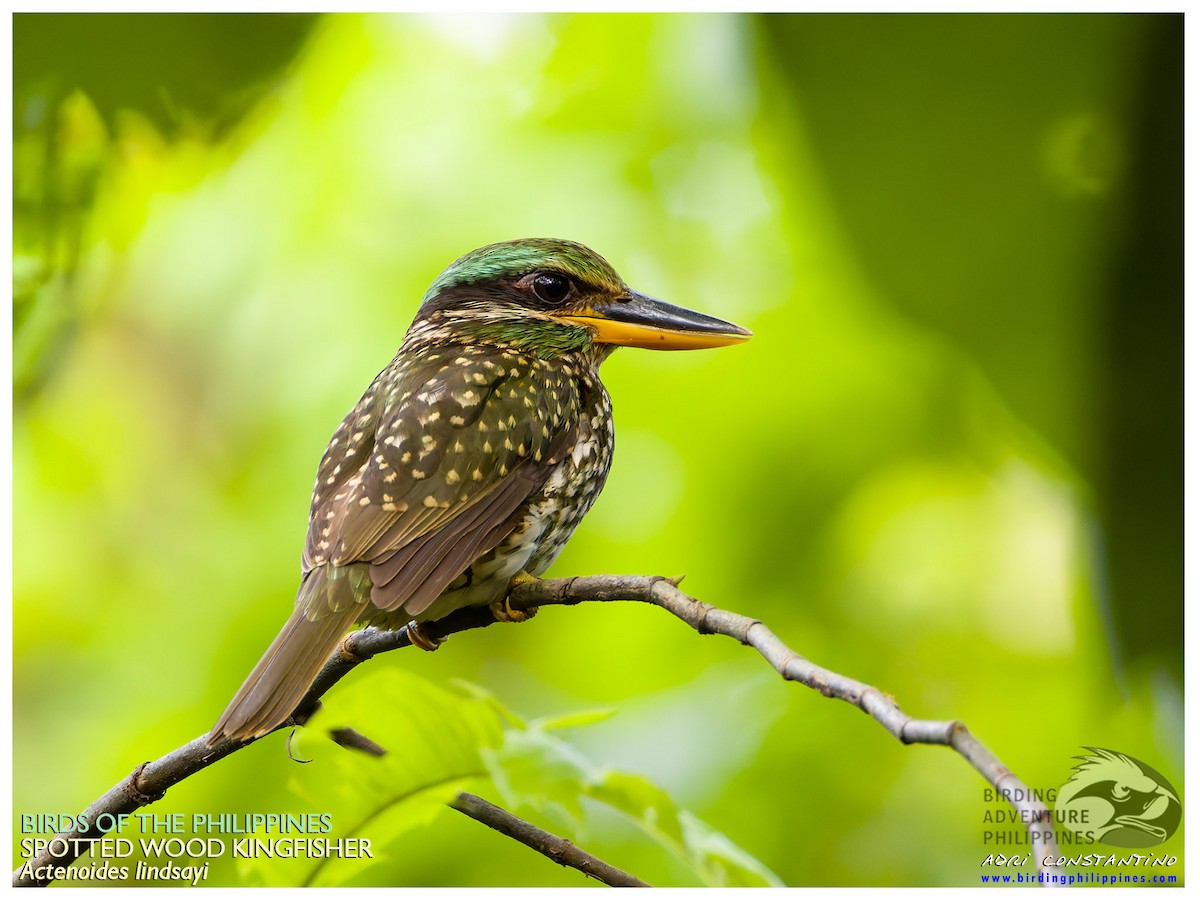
[211,340,612,741]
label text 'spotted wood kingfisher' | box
[210,238,752,743]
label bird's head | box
[413,238,752,359]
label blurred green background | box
[13,12,1183,887]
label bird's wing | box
[301,343,578,619]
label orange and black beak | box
[556,291,752,350]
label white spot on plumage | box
[572,438,597,467]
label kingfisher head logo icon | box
[1057,748,1181,848]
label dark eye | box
[531,273,572,305]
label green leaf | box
[587,771,782,885]
[677,811,785,887]
[588,771,685,847]
[246,668,505,887]
[481,719,783,887]
[532,708,618,731]
[266,671,779,887]
[482,727,592,837]
[447,677,529,730]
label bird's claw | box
[407,620,444,652]
[491,572,539,622]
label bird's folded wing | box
[299,345,578,620]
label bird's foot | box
[491,571,539,623]
[406,620,444,652]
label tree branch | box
[507,575,1062,876]
[12,574,1059,886]
[449,791,649,887]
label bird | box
[209,238,751,743]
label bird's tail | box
[209,566,368,744]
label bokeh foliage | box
[13,13,1182,887]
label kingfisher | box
[210,238,751,743]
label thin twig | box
[11,604,494,888]
[449,792,649,887]
[12,574,1059,886]
[505,575,1062,875]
